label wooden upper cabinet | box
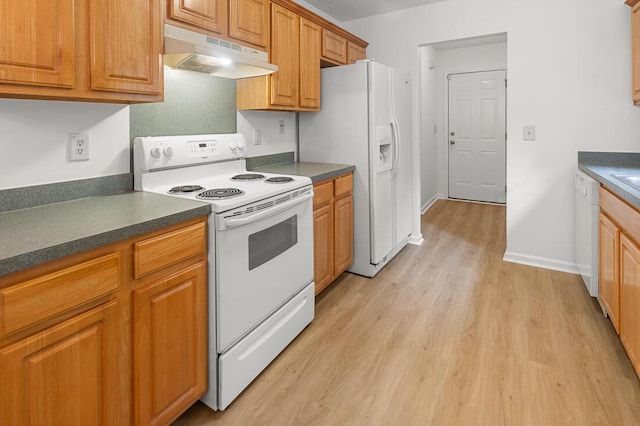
[347,41,366,64]
[168,0,228,35]
[299,18,321,109]
[90,0,162,96]
[229,0,270,49]
[0,0,162,102]
[631,3,640,104]
[237,0,368,111]
[270,3,299,107]
[0,0,75,89]
[321,28,348,65]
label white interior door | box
[448,70,506,203]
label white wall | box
[0,100,129,189]
[345,0,640,271]
[420,46,439,210]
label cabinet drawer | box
[314,181,333,208]
[134,222,206,278]
[600,186,640,245]
[0,253,120,338]
[334,174,353,197]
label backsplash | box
[130,68,237,139]
[130,69,298,159]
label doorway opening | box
[418,33,507,212]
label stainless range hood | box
[164,24,278,79]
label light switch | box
[523,125,536,141]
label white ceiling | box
[301,0,446,22]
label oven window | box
[248,215,298,270]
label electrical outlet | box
[69,133,90,161]
[254,129,262,145]
[279,120,285,134]
[523,125,536,141]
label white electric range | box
[133,133,315,410]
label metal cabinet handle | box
[450,140,456,145]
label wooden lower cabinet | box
[313,173,353,294]
[620,233,640,376]
[599,212,620,333]
[334,191,354,273]
[0,217,208,424]
[133,262,207,426]
[313,202,334,291]
[599,185,640,377]
[0,301,119,425]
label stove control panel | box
[189,140,218,156]
[134,133,248,172]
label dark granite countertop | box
[250,161,355,183]
[0,192,211,278]
[246,152,354,183]
[578,152,640,208]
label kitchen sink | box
[611,174,640,191]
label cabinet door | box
[599,212,620,333]
[229,0,270,49]
[133,262,207,425]
[632,3,640,104]
[334,194,354,275]
[168,0,228,35]
[620,233,640,377]
[321,28,347,65]
[314,203,334,294]
[270,4,299,107]
[0,301,119,425]
[347,42,366,64]
[90,0,162,96]
[0,0,75,88]
[299,17,321,109]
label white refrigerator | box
[299,59,412,277]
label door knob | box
[450,140,456,145]
[450,131,455,136]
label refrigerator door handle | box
[390,121,400,173]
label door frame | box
[443,67,507,203]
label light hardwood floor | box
[174,200,640,425]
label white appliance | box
[133,134,314,410]
[299,59,412,277]
[574,169,599,298]
[164,23,278,79]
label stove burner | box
[231,173,265,181]
[265,176,294,184]
[168,185,205,194]
[197,188,245,200]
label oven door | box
[214,188,314,352]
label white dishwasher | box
[574,169,600,297]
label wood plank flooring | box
[174,200,640,425]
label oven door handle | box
[218,192,314,230]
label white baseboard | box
[503,251,579,275]
[421,194,443,214]
[408,233,424,246]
